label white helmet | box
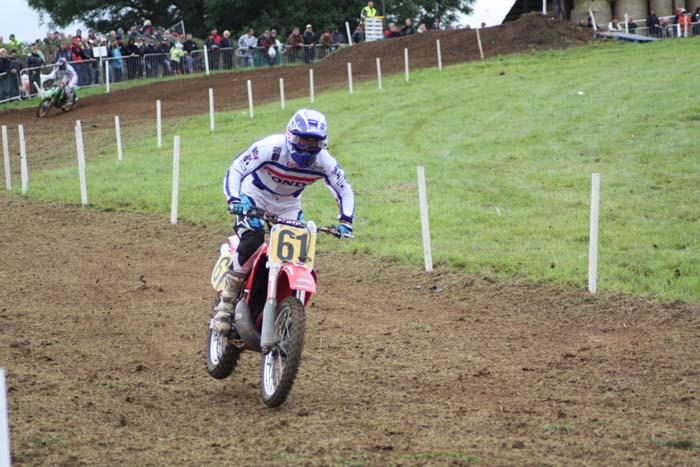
[286,109,327,168]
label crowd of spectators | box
[576,7,700,37]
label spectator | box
[122,37,141,79]
[331,26,345,45]
[142,20,153,37]
[257,30,275,66]
[220,30,234,69]
[286,26,304,63]
[141,38,157,77]
[352,25,365,43]
[693,7,700,35]
[678,9,691,35]
[170,41,185,75]
[157,38,171,75]
[70,37,86,62]
[417,23,427,33]
[8,49,22,98]
[387,23,402,38]
[270,29,283,61]
[127,26,140,41]
[361,1,377,25]
[401,18,415,35]
[303,24,316,64]
[607,17,621,31]
[646,10,661,37]
[210,28,222,44]
[204,31,220,69]
[110,41,124,82]
[0,48,13,100]
[7,34,21,50]
[238,28,256,67]
[183,33,198,54]
[626,17,637,34]
[182,33,198,73]
[318,29,334,57]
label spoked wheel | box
[260,296,306,407]
[61,93,76,112]
[37,98,53,118]
[205,297,241,379]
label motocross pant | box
[231,190,303,276]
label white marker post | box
[376,57,382,90]
[404,48,410,83]
[347,62,353,94]
[309,68,315,103]
[542,0,546,14]
[156,99,162,148]
[209,88,215,131]
[624,13,629,33]
[279,78,285,110]
[75,120,88,206]
[18,124,27,195]
[105,63,110,93]
[345,21,353,45]
[436,39,443,71]
[114,116,122,161]
[589,8,598,31]
[417,166,433,272]
[0,369,11,467]
[203,45,210,75]
[247,80,254,119]
[2,126,10,191]
[588,173,601,294]
[171,136,180,225]
[476,28,484,59]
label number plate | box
[268,225,316,267]
[211,253,233,292]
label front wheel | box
[205,297,241,379]
[37,98,53,118]
[260,296,306,407]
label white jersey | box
[223,134,355,222]
[45,63,78,87]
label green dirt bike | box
[37,83,78,118]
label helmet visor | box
[289,134,323,154]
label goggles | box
[289,134,323,154]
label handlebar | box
[232,205,353,239]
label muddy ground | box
[1,14,699,467]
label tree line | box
[28,0,474,38]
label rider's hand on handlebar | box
[227,197,252,216]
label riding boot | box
[213,272,245,334]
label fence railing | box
[1,44,347,105]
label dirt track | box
[2,15,700,467]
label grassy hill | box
[19,39,700,302]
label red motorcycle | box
[205,206,350,407]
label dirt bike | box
[36,82,78,118]
[205,206,351,407]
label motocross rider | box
[214,108,355,334]
[44,57,78,99]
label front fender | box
[278,264,317,301]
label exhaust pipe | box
[233,300,261,352]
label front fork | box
[260,262,281,353]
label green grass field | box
[16,39,700,302]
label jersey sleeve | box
[322,154,355,223]
[222,143,269,202]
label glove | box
[227,197,251,216]
[337,223,353,238]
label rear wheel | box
[205,296,241,379]
[260,297,306,407]
[37,98,53,118]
